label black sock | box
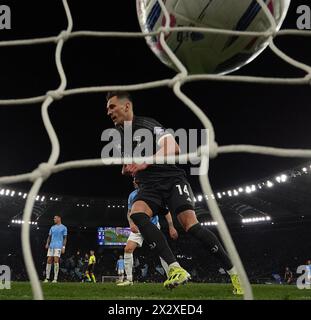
[131,212,176,266]
[188,223,233,271]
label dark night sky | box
[0,0,310,198]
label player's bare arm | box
[128,135,180,176]
[62,235,67,254]
[45,235,51,249]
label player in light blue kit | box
[117,178,179,286]
[116,255,125,282]
[306,260,311,285]
[44,215,67,283]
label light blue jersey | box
[307,265,311,285]
[49,224,67,249]
[117,259,125,270]
[128,189,159,226]
[128,190,138,211]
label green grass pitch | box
[0,282,310,300]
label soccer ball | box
[136,0,291,74]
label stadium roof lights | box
[275,174,288,183]
[266,180,274,188]
[199,217,272,226]
[11,220,38,225]
[200,221,218,226]
[1,163,309,208]
[0,187,57,202]
[195,164,310,202]
[242,216,271,224]
[107,205,125,208]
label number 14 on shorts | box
[176,184,191,199]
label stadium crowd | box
[1,223,310,285]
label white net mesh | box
[0,0,310,300]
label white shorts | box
[118,269,125,275]
[128,232,144,247]
[47,248,62,258]
[127,223,160,248]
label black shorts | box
[133,175,195,216]
[86,264,94,273]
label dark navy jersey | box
[115,116,185,183]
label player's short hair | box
[54,214,62,219]
[106,91,133,103]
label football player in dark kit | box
[106,91,243,293]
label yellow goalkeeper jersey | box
[88,255,96,265]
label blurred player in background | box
[118,178,178,286]
[306,260,311,285]
[284,267,293,284]
[44,215,67,283]
[82,253,89,282]
[116,255,125,282]
[85,250,96,283]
